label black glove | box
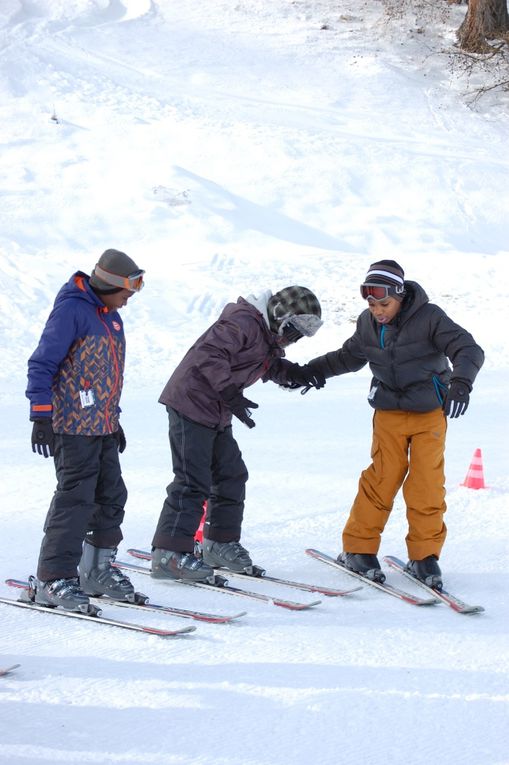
[220,384,259,429]
[285,363,326,392]
[31,418,55,458]
[115,425,126,453]
[443,379,471,418]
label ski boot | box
[338,552,386,583]
[79,541,141,602]
[202,539,253,573]
[34,576,92,612]
[406,556,442,590]
[151,549,215,582]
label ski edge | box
[126,548,362,597]
[114,560,322,610]
[383,556,485,615]
[224,569,362,597]
[0,593,196,636]
[305,548,439,606]
[5,578,246,624]
[95,596,247,623]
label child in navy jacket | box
[26,249,145,612]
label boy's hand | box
[115,425,126,453]
[285,363,326,391]
[31,419,55,458]
[443,379,471,418]
[220,384,258,429]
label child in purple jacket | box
[151,286,325,582]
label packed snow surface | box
[0,2,507,764]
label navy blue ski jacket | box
[26,272,125,435]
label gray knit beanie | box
[89,249,143,293]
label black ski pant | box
[152,407,248,553]
[37,434,127,581]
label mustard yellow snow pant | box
[342,408,447,561]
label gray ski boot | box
[202,539,253,573]
[151,549,214,582]
[79,541,138,602]
[34,576,91,612]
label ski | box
[114,560,321,611]
[383,556,485,615]
[127,548,361,598]
[0,664,20,677]
[0,586,196,637]
[305,549,439,607]
[6,578,245,624]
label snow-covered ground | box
[0,1,508,764]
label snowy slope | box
[0,2,508,764]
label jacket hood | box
[54,271,107,310]
[243,291,273,330]
[399,281,429,320]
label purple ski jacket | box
[159,297,293,429]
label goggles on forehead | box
[360,283,405,301]
[278,313,323,338]
[94,264,145,292]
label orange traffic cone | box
[461,448,486,490]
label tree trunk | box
[487,0,509,32]
[457,0,509,51]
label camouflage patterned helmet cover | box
[267,286,322,334]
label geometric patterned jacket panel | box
[26,272,125,435]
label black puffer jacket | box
[309,282,484,412]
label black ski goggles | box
[360,283,405,301]
[94,265,145,292]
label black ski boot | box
[338,552,386,583]
[202,539,253,573]
[151,549,214,582]
[34,576,91,612]
[79,541,138,601]
[406,556,442,590]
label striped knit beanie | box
[364,260,405,289]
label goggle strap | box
[93,264,145,292]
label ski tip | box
[458,606,485,615]
[143,625,197,636]
[196,609,248,623]
[0,663,21,676]
[5,579,29,589]
[273,598,322,610]
[441,598,485,615]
